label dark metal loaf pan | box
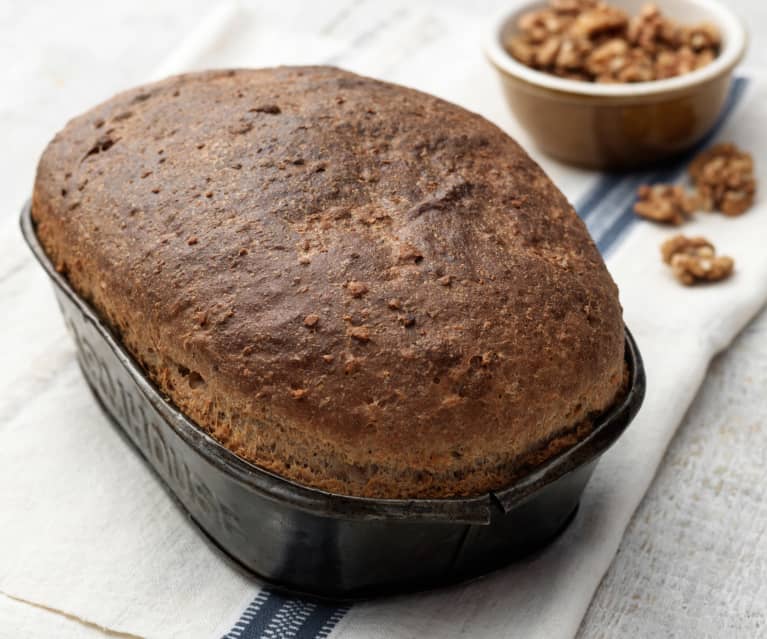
[21,201,645,600]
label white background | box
[2,1,766,636]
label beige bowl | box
[484,0,747,170]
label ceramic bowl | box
[484,0,747,170]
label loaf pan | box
[21,201,645,600]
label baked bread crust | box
[32,67,624,498]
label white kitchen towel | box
[1,1,766,638]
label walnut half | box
[688,143,756,216]
[634,184,697,225]
[660,234,734,285]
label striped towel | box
[2,2,766,637]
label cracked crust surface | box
[32,66,625,498]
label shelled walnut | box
[634,142,756,226]
[504,0,720,82]
[634,184,697,225]
[660,235,734,285]
[688,143,756,216]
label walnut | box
[660,234,709,263]
[670,252,733,285]
[536,35,563,67]
[554,36,593,71]
[550,0,598,13]
[654,47,698,80]
[614,49,655,82]
[504,0,720,83]
[507,37,537,66]
[570,5,628,39]
[660,235,734,285]
[688,143,756,216]
[634,184,697,225]
[681,23,721,52]
[517,8,566,43]
[586,38,629,76]
[593,46,654,83]
[694,48,717,69]
[627,3,679,53]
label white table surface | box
[2,1,766,636]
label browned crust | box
[32,67,625,498]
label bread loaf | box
[32,67,625,498]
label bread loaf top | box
[32,67,624,497]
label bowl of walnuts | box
[484,0,747,169]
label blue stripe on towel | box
[222,75,749,639]
[296,601,351,639]
[225,590,284,639]
[223,589,350,639]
